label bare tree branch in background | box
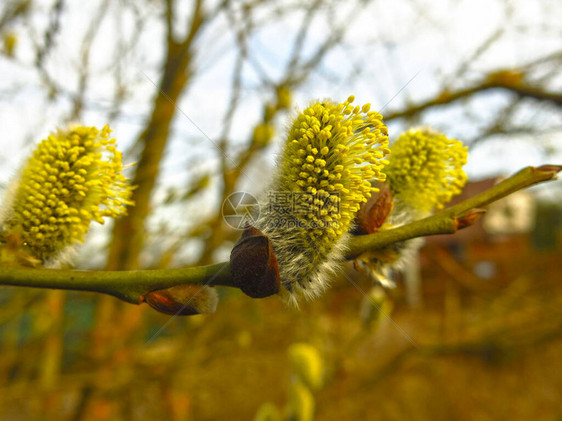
[69,0,110,120]
[107,0,211,271]
[0,0,30,32]
[195,0,376,264]
[384,74,562,122]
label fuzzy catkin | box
[1,125,133,263]
[358,127,469,287]
[386,127,468,213]
[256,96,390,304]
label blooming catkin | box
[355,127,468,287]
[256,96,390,303]
[385,127,468,214]
[1,125,133,262]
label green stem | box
[0,262,232,304]
[345,165,560,258]
[0,165,559,304]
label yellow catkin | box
[356,127,468,288]
[288,381,315,421]
[257,96,390,303]
[4,125,133,261]
[288,343,324,391]
[385,127,468,212]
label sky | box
[0,0,560,264]
[1,0,560,175]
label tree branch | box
[0,165,559,306]
[384,81,562,121]
[106,0,208,271]
[0,262,232,305]
[345,165,561,258]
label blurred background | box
[0,0,561,419]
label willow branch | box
[345,165,561,259]
[0,262,232,305]
[0,165,559,304]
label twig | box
[0,165,559,304]
[384,81,562,121]
[0,262,232,304]
[345,165,561,258]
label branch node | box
[535,164,562,177]
[230,226,280,298]
[456,209,487,230]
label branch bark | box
[0,262,231,305]
[345,165,561,258]
[0,165,558,307]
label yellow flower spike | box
[256,97,389,303]
[288,343,324,390]
[2,125,134,263]
[288,381,315,421]
[385,127,468,213]
[355,128,467,288]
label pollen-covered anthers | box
[1,125,133,262]
[257,96,390,304]
[385,127,468,213]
